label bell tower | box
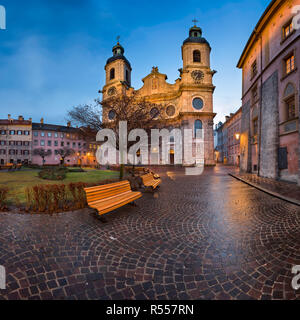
[103,38,132,99]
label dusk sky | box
[0,0,270,125]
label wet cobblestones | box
[0,166,300,300]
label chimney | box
[67,121,71,127]
[18,115,24,121]
[225,116,230,122]
[29,118,32,123]
[8,114,11,120]
[40,118,44,124]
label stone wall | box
[260,71,279,179]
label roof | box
[0,119,31,126]
[237,0,279,68]
[183,36,211,47]
[106,54,132,69]
[32,123,80,133]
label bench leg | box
[98,216,108,223]
[129,201,137,207]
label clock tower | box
[179,23,216,165]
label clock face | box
[191,70,204,82]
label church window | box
[110,68,115,80]
[193,50,201,63]
[192,98,204,110]
[166,105,176,117]
[150,107,159,119]
[108,109,116,120]
[194,120,203,137]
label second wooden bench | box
[141,173,161,191]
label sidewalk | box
[229,172,300,206]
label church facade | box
[101,25,216,166]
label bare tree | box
[67,92,165,178]
[57,148,75,165]
[33,149,52,166]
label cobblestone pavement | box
[0,165,300,300]
[233,172,300,203]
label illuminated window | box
[285,54,295,74]
[283,21,293,40]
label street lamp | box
[235,132,240,141]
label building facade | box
[227,108,242,166]
[215,108,242,166]
[32,119,98,166]
[101,24,217,166]
[237,0,300,182]
[0,115,32,165]
[0,115,98,167]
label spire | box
[192,18,199,27]
[106,36,132,70]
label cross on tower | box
[192,19,199,26]
[116,35,120,43]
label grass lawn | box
[0,169,120,204]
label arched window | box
[110,68,115,80]
[194,120,202,137]
[193,50,201,63]
[126,70,129,83]
[284,83,296,121]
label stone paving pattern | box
[236,173,300,202]
[0,166,300,300]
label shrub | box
[38,167,68,180]
[69,182,88,209]
[23,177,123,214]
[0,187,9,211]
[25,183,69,213]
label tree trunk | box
[119,164,124,180]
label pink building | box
[237,0,300,183]
[32,119,98,166]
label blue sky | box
[0,0,270,125]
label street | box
[0,165,300,300]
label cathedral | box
[101,24,216,166]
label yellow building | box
[101,24,217,165]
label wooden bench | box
[84,180,142,216]
[141,173,161,191]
